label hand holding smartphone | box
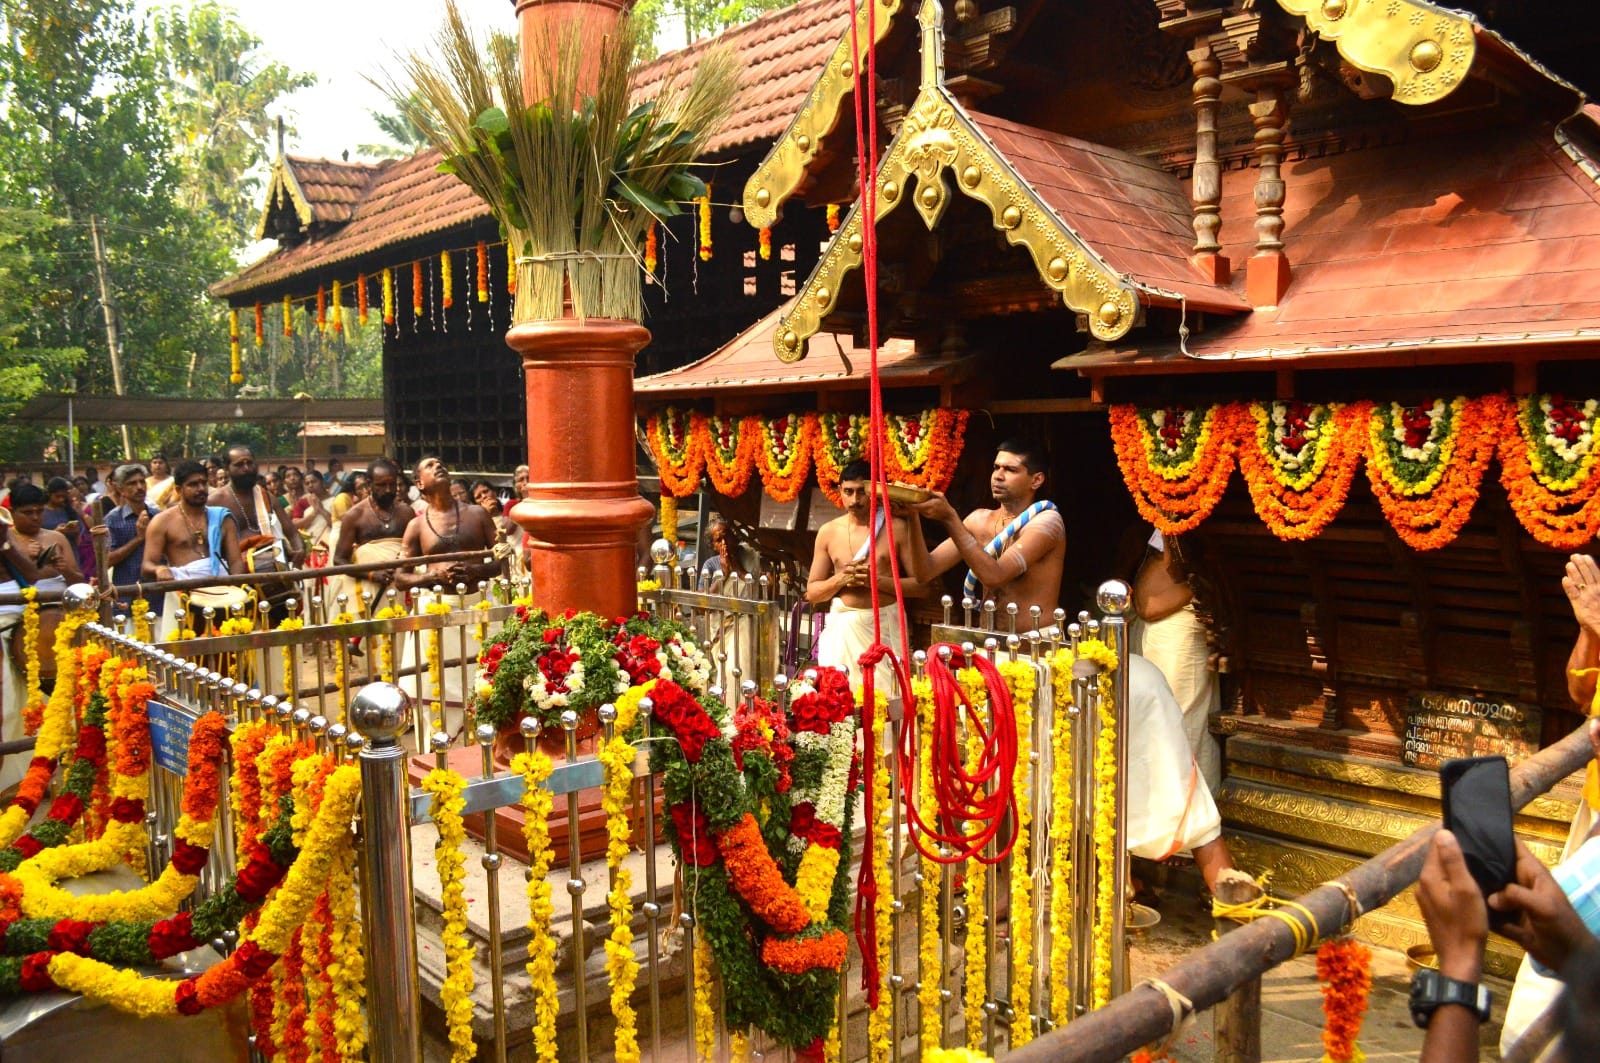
[1439,756,1518,928]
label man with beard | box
[144,462,244,639]
[328,458,416,616]
[395,456,502,722]
[210,445,302,615]
[806,460,925,690]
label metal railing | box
[72,579,1137,1063]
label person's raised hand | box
[1565,554,1600,635]
[1417,830,1489,982]
[910,491,959,526]
[1488,838,1596,975]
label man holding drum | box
[143,461,244,639]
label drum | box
[185,585,254,633]
[8,605,63,681]
[241,533,294,607]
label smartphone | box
[1439,756,1518,920]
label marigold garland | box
[913,676,945,1051]
[999,658,1037,1045]
[512,747,560,1063]
[440,250,454,309]
[1046,648,1076,1025]
[962,714,988,1048]
[704,414,760,498]
[476,241,490,302]
[693,935,717,1062]
[826,204,841,233]
[0,691,111,871]
[423,767,477,1063]
[1316,937,1372,1063]
[425,600,454,730]
[1366,395,1502,551]
[884,408,970,491]
[755,412,817,503]
[644,222,658,276]
[815,412,867,506]
[1108,404,1236,534]
[382,267,395,325]
[413,260,425,318]
[1236,401,1372,541]
[229,308,242,385]
[327,828,366,1057]
[1501,393,1600,549]
[253,301,264,346]
[357,272,370,325]
[130,597,152,643]
[315,285,327,333]
[601,683,651,1063]
[1079,638,1119,1010]
[646,407,705,498]
[697,191,713,261]
[866,687,893,1063]
[1,617,95,847]
[330,277,344,334]
[19,587,42,734]
[758,226,772,260]
[374,605,405,681]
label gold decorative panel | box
[741,0,908,231]
[1276,0,1476,105]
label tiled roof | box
[216,149,490,297]
[1064,120,1600,374]
[635,300,975,397]
[968,112,1249,315]
[215,0,849,300]
[634,0,851,155]
[286,155,382,225]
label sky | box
[138,0,520,162]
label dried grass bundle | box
[384,0,737,323]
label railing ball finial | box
[431,732,452,755]
[350,682,412,745]
[560,709,579,731]
[598,703,617,725]
[1096,579,1133,617]
[649,538,674,565]
[772,674,788,692]
[519,715,542,740]
[63,582,96,611]
[474,724,496,747]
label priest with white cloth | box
[807,460,926,693]
[142,461,244,640]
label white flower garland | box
[785,719,856,853]
[1391,398,1447,463]
[1542,396,1598,465]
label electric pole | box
[87,215,134,459]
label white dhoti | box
[1126,654,1223,860]
[1133,604,1222,793]
[398,589,484,734]
[325,538,404,618]
[156,558,234,641]
[816,599,903,693]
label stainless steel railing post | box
[1096,581,1133,1000]
[351,682,422,1063]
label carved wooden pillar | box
[1191,42,1225,274]
[1247,84,1292,306]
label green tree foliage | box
[359,98,431,159]
[633,0,798,57]
[151,1,316,234]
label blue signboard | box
[147,699,198,776]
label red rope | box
[895,645,1019,864]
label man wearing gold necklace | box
[143,462,244,639]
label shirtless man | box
[329,458,416,614]
[143,462,244,638]
[394,456,502,595]
[908,438,1066,619]
[210,445,304,570]
[807,460,926,689]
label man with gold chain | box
[328,458,416,617]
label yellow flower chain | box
[693,936,717,1063]
[44,765,361,1018]
[426,600,454,731]
[130,596,153,643]
[274,617,304,700]
[512,747,560,1063]
[730,1030,750,1063]
[0,630,93,846]
[913,677,944,1052]
[602,683,652,1063]
[19,587,42,730]
[423,766,477,1063]
[999,659,1037,1045]
[474,597,492,642]
[374,604,406,682]
[867,687,894,1063]
[330,611,356,724]
[962,708,988,1050]
[327,830,367,1057]
[1076,639,1120,1010]
[926,1049,994,1063]
[1045,649,1076,1025]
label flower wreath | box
[1108,403,1237,534]
[1501,393,1600,549]
[755,412,817,504]
[1236,401,1371,542]
[650,671,859,1051]
[1365,395,1502,551]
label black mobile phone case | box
[1440,756,1517,900]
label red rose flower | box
[233,940,278,979]
[13,835,43,859]
[48,919,95,955]
[19,951,58,992]
[109,796,146,823]
[814,667,852,700]
[235,855,287,902]
[515,605,529,622]
[46,793,85,823]
[563,608,577,620]
[172,838,210,875]
[670,803,717,866]
[150,911,199,958]
[542,627,563,645]
[75,727,106,763]
[649,681,721,762]
[175,979,204,1015]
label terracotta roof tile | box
[967,112,1248,314]
[1065,122,1600,372]
[216,0,850,299]
[635,300,973,397]
[286,155,382,224]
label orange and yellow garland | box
[1366,395,1504,551]
[644,407,969,505]
[1235,401,1371,542]
[1500,393,1600,549]
[1109,403,1237,535]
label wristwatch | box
[1410,967,1491,1028]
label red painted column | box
[506,321,655,619]
[507,0,654,620]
